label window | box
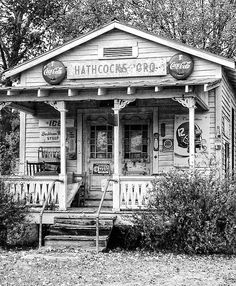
[90,125,113,159]
[124,124,148,160]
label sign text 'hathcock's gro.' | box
[67,58,167,79]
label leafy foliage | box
[0,108,19,175]
[0,0,63,71]
[0,181,27,246]
[134,169,236,254]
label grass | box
[0,247,236,285]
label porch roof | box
[0,77,220,93]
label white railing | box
[1,175,61,207]
[119,176,154,209]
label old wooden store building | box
[1,21,236,248]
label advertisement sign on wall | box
[174,114,210,167]
[68,58,167,79]
[40,129,60,142]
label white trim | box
[4,21,235,78]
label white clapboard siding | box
[21,29,221,86]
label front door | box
[85,118,113,189]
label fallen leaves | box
[0,248,235,285]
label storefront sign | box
[93,163,110,175]
[39,118,74,128]
[174,115,209,167]
[40,129,60,142]
[168,53,194,80]
[67,58,167,79]
[42,61,66,85]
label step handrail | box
[96,178,118,253]
[39,178,63,248]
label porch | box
[1,174,154,221]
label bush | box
[134,169,236,254]
[0,181,27,247]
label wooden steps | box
[84,188,113,208]
[44,214,116,250]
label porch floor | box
[28,207,135,224]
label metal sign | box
[39,129,60,142]
[168,53,194,80]
[42,60,66,85]
[92,163,110,175]
[68,58,167,79]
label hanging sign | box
[42,60,66,85]
[174,115,209,167]
[68,58,167,79]
[168,53,194,80]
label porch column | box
[173,97,196,170]
[188,98,196,170]
[112,99,136,211]
[112,99,120,211]
[59,101,67,210]
[46,101,68,210]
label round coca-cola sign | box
[168,53,194,80]
[42,61,66,85]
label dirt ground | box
[0,247,236,286]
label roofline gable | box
[4,20,235,78]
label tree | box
[0,0,64,71]
[127,0,236,58]
[49,0,131,42]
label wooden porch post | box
[189,98,196,170]
[112,99,120,211]
[173,97,196,170]
[46,101,68,210]
[59,101,67,210]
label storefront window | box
[90,125,113,159]
[124,124,148,159]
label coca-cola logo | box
[168,53,194,80]
[42,61,66,85]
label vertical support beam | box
[188,99,196,170]
[153,107,159,174]
[45,101,68,210]
[59,102,67,210]
[112,99,120,211]
[19,112,26,174]
[172,97,196,171]
[77,112,83,174]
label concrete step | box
[44,235,107,249]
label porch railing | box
[119,176,154,209]
[0,175,61,207]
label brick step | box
[44,235,107,249]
